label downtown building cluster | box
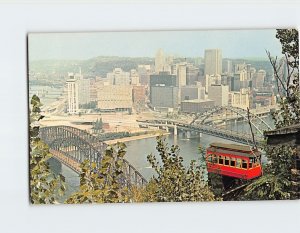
[66,48,279,114]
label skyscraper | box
[107,68,130,85]
[66,73,79,114]
[186,65,200,85]
[177,62,187,87]
[78,78,90,105]
[155,48,165,74]
[254,70,266,89]
[204,49,222,76]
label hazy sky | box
[28,29,283,60]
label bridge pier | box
[186,131,191,139]
[174,124,178,136]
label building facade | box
[229,88,250,110]
[181,85,205,101]
[107,68,130,85]
[181,99,215,113]
[150,72,177,87]
[132,85,146,111]
[150,86,179,109]
[208,84,229,106]
[97,85,133,111]
[204,49,222,76]
[66,74,79,114]
[78,78,91,105]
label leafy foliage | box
[29,95,65,204]
[66,143,131,204]
[239,29,299,200]
[141,136,215,202]
[268,29,299,128]
[238,145,297,200]
[242,174,291,200]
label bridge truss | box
[39,126,147,187]
[138,106,274,147]
[191,106,273,135]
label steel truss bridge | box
[39,126,147,187]
[139,106,274,147]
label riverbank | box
[104,131,170,145]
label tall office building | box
[107,68,130,85]
[208,84,229,106]
[155,48,166,74]
[234,69,248,90]
[177,62,187,87]
[229,88,250,110]
[150,72,177,87]
[138,65,151,85]
[186,65,200,85]
[254,70,266,89]
[204,49,222,76]
[132,85,146,111]
[78,78,90,105]
[130,69,140,85]
[205,74,221,93]
[66,73,79,114]
[234,62,247,73]
[223,60,233,74]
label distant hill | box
[29,55,274,79]
[29,56,154,78]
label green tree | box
[29,95,65,204]
[239,29,299,200]
[268,29,299,128]
[93,118,103,134]
[66,142,131,204]
[140,136,215,202]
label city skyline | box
[28,29,283,61]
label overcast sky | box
[28,29,283,61]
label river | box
[48,115,274,200]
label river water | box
[48,115,274,200]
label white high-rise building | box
[66,73,79,114]
[155,48,166,74]
[204,49,222,76]
[177,63,187,87]
[208,84,229,106]
[224,60,233,74]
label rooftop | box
[209,142,253,152]
[264,124,300,136]
[181,99,214,103]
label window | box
[236,158,242,168]
[249,158,254,168]
[212,155,218,163]
[225,156,230,166]
[230,158,236,167]
[207,155,213,162]
[218,156,224,165]
[242,159,248,169]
